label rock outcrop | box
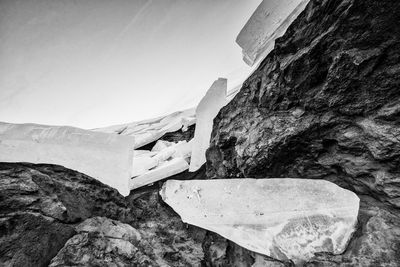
[0,162,135,267]
[49,217,148,266]
[206,0,400,265]
[127,178,206,267]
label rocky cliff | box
[206,0,400,265]
[0,163,204,267]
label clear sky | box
[0,0,261,129]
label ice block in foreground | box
[161,178,359,264]
[189,78,227,172]
[237,0,310,66]
[0,122,135,196]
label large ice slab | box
[93,108,196,149]
[0,122,135,196]
[189,78,227,172]
[237,0,310,66]
[161,178,359,264]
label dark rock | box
[206,0,400,265]
[127,173,207,267]
[0,213,75,267]
[49,217,154,267]
[0,162,136,267]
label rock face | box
[161,179,359,264]
[0,162,135,267]
[127,180,206,267]
[207,0,400,265]
[49,217,149,266]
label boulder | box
[49,217,151,267]
[0,162,135,267]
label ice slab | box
[93,108,196,149]
[130,140,193,189]
[189,78,227,172]
[161,178,360,264]
[151,140,174,152]
[0,122,135,196]
[237,0,310,66]
[130,158,189,190]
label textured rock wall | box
[206,0,400,265]
[0,162,206,267]
[0,163,135,267]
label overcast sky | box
[0,0,260,129]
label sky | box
[0,0,261,129]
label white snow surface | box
[189,78,227,172]
[0,122,135,196]
[161,178,360,264]
[237,0,310,66]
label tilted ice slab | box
[130,158,189,190]
[130,140,193,189]
[93,84,240,151]
[189,78,227,172]
[237,0,310,66]
[93,108,196,149]
[161,179,359,264]
[0,122,135,196]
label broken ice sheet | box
[161,178,359,264]
[130,140,193,188]
[93,108,196,149]
[0,122,135,196]
[189,78,227,172]
[237,0,310,66]
[130,158,189,190]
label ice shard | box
[161,179,360,264]
[130,158,189,190]
[189,78,227,172]
[130,140,193,189]
[237,0,310,66]
[0,122,135,196]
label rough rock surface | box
[206,0,400,265]
[0,162,135,267]
[49,217,151,266]
[127,178,207,267]
[0,162,208,267]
